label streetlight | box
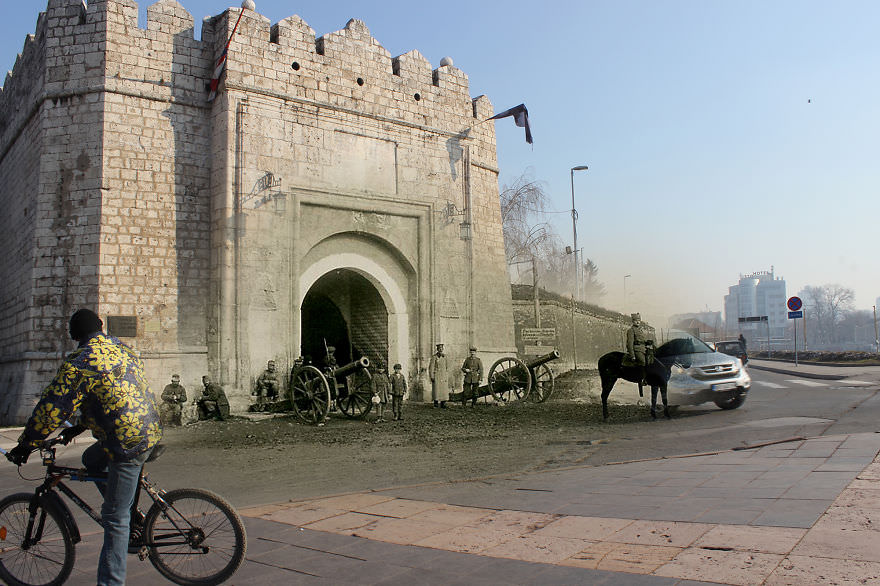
[623,274,631,315]
[570,165,588,301]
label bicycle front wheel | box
[145,488,246,586]
[0,493,75,586]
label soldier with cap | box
[197,375,230,421]
[460,346,483,407]
[371,362,391,422]
[428,343,449,408]
[253,360,280,411]
[389,363,407,420]
[324,345,338,371]
[625,312,652,385]
[160,374,187,426]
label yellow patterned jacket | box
[19,332,163,460]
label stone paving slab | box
[240,432,880,584]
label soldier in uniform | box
[160,374,187,426]
[460,346,484,407]
[428,343,449,408]
[371,363,391,422]
[253,360,280,411]
[625,313,651,385]
[197,375,230,421]
[390,363,407,420]
[324,345,338,371]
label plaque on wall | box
[107,315,138,338]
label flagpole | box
[208,6,248,101]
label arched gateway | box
[299,244,412,375]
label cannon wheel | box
[289,366,331,424]
[488,357,532,402]
[337,371,373,419]
[529,364,555,403]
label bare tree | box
[500,171,606,302]
[799,284,855,346]
[500,172,553,264]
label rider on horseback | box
[624,313,652,386]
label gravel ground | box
[151,392,678,507]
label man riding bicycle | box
[6,309,163,586]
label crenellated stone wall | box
[0,0,516,423]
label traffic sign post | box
[787,297,802,366]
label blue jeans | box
[83,443,152,586]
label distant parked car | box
[715,340,749,365]
[654,331,751,410]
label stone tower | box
[0,0,515,422]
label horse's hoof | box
[650,410,657,420]
[664,410,671,419]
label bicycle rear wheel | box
[0,493,75,586]
[145,488,246,586]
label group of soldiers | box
[160,315,657,426]
[428,343,505,408]
[158,374,230,427]
[158,359,281,427]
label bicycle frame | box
[17,444,193,553]
[3,437,247,585]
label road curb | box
[747,363,845,380]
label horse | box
[597,351,672,420]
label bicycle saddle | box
[147,444,166,462]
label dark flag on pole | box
[487,103,533,144]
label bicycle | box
[0,435,247,586]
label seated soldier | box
[160,374,187,426]
[253,360,280,411]
[197,375,230,421]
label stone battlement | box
[2,0,492,159]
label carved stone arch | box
[298,232,414,373]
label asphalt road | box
[573,366,880,468]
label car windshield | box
[655,330,715,356]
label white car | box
[654,331,751,410]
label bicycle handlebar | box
[1,421,76,459]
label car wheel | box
[714,393,746,410]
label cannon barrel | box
[328,356,370,379]
[525,349,561,369]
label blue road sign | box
[787,296,802,311]
[788,310,803,319]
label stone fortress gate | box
[0,0,516,423]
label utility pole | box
[874,305,878,353]
[532,256,540,328]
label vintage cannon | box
[289,357,373,424]
[451,349,560,404]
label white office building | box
[724,268,787,345]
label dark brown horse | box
[597,351,671,420]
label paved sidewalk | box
[748,359,880,381]
[237,432,880,585]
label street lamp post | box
[623,274,631,315]
[570,166,588,302]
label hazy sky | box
[3,1,878,326]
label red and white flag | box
[208,7,247,101]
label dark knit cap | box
[69,309,103,341]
